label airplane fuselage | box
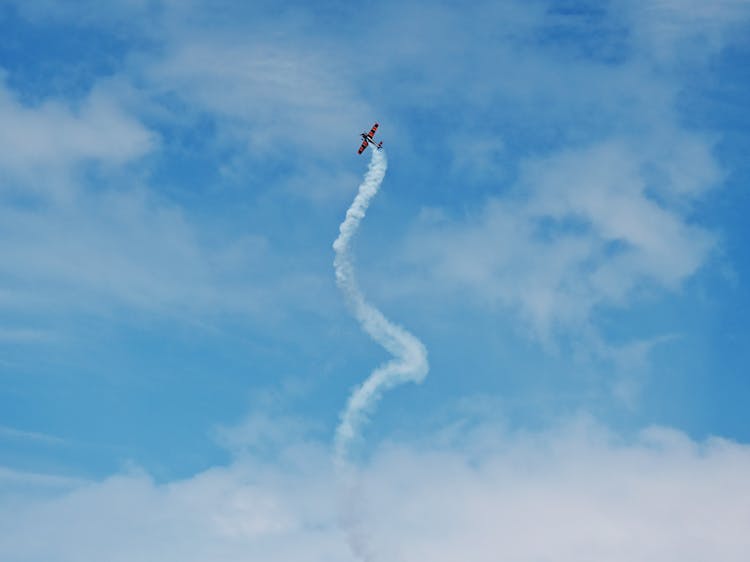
[361,132,382,149]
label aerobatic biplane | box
[358,123,383,154]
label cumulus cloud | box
[402,136,719,342]
[365,424,750,562]
[1,419,748,562]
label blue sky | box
[1,1,750,560]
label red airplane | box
[357,122,383,154]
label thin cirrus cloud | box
[141,40,371,154]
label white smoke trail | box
[332,148,429,561]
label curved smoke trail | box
[332,149,429,560]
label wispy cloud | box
[0,426,66,445]
[0,79,156,198]
[621,0,750,62]
[0,328,55,344]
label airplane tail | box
[377,141,383,150]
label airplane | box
[357,122,383,154]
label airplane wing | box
[357,140,369,154]
[368,123,379,139]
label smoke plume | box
[332,149,429,560]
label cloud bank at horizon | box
[1,420,749,562]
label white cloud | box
[622,0,750,63]
[1,419,748,562]
[402,137,719,342]
[214,411,319,457]
[142,37,372,160]
[0,426,65,445]
[365,425,750,562]
[0,0,738,350]
[0,75,331,319]
[391,32,725,345]
[0,80,156,198]
[0,186,250,311]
